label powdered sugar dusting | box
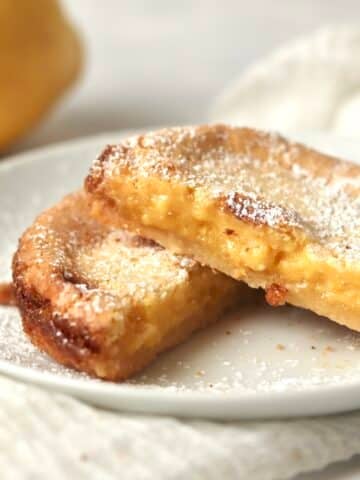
[225,191,301,228]
[16,192,205,330]
[0,306,90,379]
[96,125,360,261]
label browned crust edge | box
[12,247,158,381]
[12,250,106,377]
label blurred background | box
[4,0,360,152]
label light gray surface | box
[15,0,360,152]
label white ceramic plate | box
[1,130,360,420]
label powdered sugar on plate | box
[1,301,360,394]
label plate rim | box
[2,356,360,419]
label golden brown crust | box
[13,191,244,380]
[13,276,100,371]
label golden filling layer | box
[92,176,360,331]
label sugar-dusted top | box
[90,125,360,262]
[14,191,201,327]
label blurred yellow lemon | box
[0,0,82,149]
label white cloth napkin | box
[2,375,360,480]
[3,25,360,480]
[210,25,360,136]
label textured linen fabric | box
[1,375,360,480]
[211,26,360,137]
